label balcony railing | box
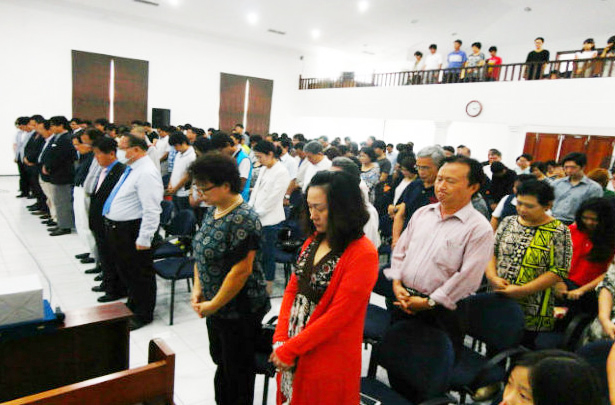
[298,57,615,90]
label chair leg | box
[170,280,175,326]
[367,343,379,378]
[186,278,192,293]
[284,263,290,286]
[262,374,269,405]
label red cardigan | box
[273,235,378,405]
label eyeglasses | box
[195,184,218,195]
[416,165,433,171]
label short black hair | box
[16,116,30,126]
[249,134,263,144]
[230,132,243,143]
[454,39,462,45]
[92,136,118,154]
[511,350,601,405]
[211,132,233,149]
[414,51,423,57]
[489,46,497,52]
[253,140,281,158]
[472,42,481,49]
[144,121,151,127]
[490,161,506,174]
[319,135,329,142]
[304,171,369,253]
[546,160,560,168]
[399,156,417,174]
[360,147,377,162]
[535,37,545,42]
[372,140,386,151]
[517,153,533,161]
[124,134,148,151]
[561,152,587,167]
[488,148,502,157]
[30,115,45,124]
[169,132,190,146]
[234,123,244,129]
[189,153,241,194]
[95,118,109,126]
[280,138,292,150]
[49,116,70,130]
[442,155,485,187]
[82,128,104,143]
[295,141,305,151]
[192,137,214,155]
[429,44,437,50]
[442,145,455,154]
[516,179,555,206]
[530,161,547,174]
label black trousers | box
[93,230,126,296]
[104,218,156,322]
[206,311,265,405]
[26,165,47,211]
[17,160,30,195]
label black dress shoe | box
[40,214,51,220]
[50,228,71,236]
[94,274,103,281]
[16,193,27,198]
[80,257,96,264]
[92,284,107,292]
[129,318,152,331]
[32,210,46,215]
[26,194,36,199]
[75,253,90,259]
[43,220,56,225]
[97,294,123,303]
[27,204,39,209]
[85,267,102,274]
[48,227,59,232]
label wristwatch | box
[284,194,290,199]
[427,297,437,308]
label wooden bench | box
[5,338,175,405]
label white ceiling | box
[25,0,615,61]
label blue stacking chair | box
[576,339,614,400]
[153,257,196,325]
[364,266,395,378]
[376,319,456,404]
[153,209,197,260]
[449,293,526,403]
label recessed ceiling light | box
[451,32,457,36]
[358,0,369,13]
[247,12,258,25]
[524,6,532,11]
[311,29,321,39]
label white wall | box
[294,78,615,168]
[0,1,303,174]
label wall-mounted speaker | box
[152,108,170,128]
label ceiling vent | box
[134,0,160,6]
[267,29,287,35]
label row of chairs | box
[362,270,614,404]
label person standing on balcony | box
[485,46,503,81]
[445,39,467,83]
[525,37,550,80]
[423,44,443,84]
[575,38,598,78]
[464,42,486,82]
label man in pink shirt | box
[384,155,494,354]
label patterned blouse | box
[585,263,615,342]
[192,202,270,319]
[281,235,341,401]
[360,166,380,204]
[494,215,572,332]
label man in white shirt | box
[302,141,332,192]
[279,139,299,203]
[386,144,399,175]
[168,132,197,211]
[104,134,163,330]
[483,148,502,179]
[130,126,161,172]
[155,126,171,176]
[423,44,444,84]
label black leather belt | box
[404,285,429,298]
[103,218,141,229]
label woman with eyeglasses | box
[188,153,270,405]
[270,170,378,404]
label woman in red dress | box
[270,170,379,404]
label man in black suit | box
[90,136,127,302]
[23,115,47,213]
[43,116,77,236]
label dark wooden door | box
[72,50,111,121]
[533,133,560,162]
[219,73,247,133]
[559,135,588,160]
[247,77,273,136]
[113,56,149,125]
[523,133,537,155]
[586,136,615,170]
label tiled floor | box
[0,176,385,405]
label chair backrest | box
[168,209,197,237]
[160,200,175,227]
[372,265,395,300]
[457,292,525,352]
[379,319,455,402]
[576,339,613,398]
